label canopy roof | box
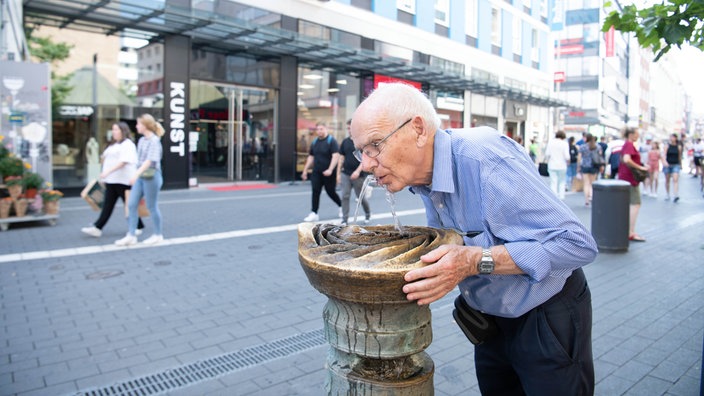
[24,0,569,108]
[63,67,135,106]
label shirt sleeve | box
[481,157,598,282]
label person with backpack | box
[577,133,604,206]
[301,122,343,222]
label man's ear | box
[412,116,429,147]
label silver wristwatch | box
[477,248,494,274]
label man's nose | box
[360,154,375,173]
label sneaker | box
[115,234,137,246]
[340,221,348,226]
[81,226,102,238]
[135,229,143,236]
[673,196,680,203]
[142,234,164,245]
[364,218,370,225]
[338,207,343,218]
[303,212,319,222]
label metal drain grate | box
[79,328,326,396]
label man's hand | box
[402,245,479,305]
[322,169,333,177]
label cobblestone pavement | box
[0,173,702,396]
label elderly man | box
[350,83,598,395]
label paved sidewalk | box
[0,173,702,396]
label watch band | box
[477,248,494,274]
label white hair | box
[362,83,441,130]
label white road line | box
[0,209,426,263]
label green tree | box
[25,31,74,117]
[602,0,704,61]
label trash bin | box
[591,179,631,252]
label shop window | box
[296,68,360,173]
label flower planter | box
[7,184,22,200]
[44,200,60,215]
[14,199,28,217]
[0,200,10,218]
[25,188,38,199]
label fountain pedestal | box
[298,223,463,395]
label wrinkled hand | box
[403,244,479,305]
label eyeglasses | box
[353,118,412,162]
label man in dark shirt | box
[337,120,371,226]
[301,122,342,222]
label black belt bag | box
[452,295,499,345]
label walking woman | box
[645,141,663,197]
[617,126,649,242]
[663,133,682,202]
[82,122,144,237]
[544,130,570,199]
[115,114,164,246]
[577,133,604,206]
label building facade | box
[13,0,566,191]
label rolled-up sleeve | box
[483,157,598,282]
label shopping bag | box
[572,176,584,192]
[124,190,150,218]
[80,179,105,211]
[538,162,550,177]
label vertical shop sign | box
[162,35,190,189]
[605,26,615,57]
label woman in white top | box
[544,130,571,199]
[81,122,144,237]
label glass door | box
[190,80,277,183]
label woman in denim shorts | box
[663,134,682,202]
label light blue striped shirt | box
[410,127,597,318]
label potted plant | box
[0,197,11,218]
[0,156,24,180]
[40,189,63,214]
[23,172,44,199]
[4,175,23,200]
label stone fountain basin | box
[298,223,463,304]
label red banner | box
[605,26,615,57]
[374,74,422,90]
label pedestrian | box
[566,136,578,190]
[598,136,608,178]
[82,122,144,237]
[337,119,371,226]
[577,133,604,206]
[528,138,539,164]
[645,141,663,197]
[350,83,598,395]
[617,126,649,242]
[605,137,625,179]
[115,114,164,246]
[663,133,682,202]
[301,122,342,222]
[693,138,703,178]
[544,130,570,199]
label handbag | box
[629,165,649,183]
[452,295,498,345]
[124,190,150,218]
[538,162,550,177]
[140,167,156,180]
[80,179,105,211]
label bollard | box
[298,223,463,395]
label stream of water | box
[353,176,405,234]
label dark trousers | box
[475,268,594,395]
[94,183,144,231]
[310,171,341,213]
